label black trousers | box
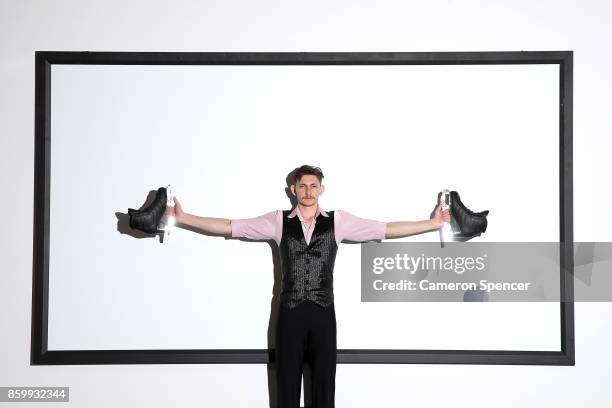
[276,300,337,408]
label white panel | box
[47,63,559,351]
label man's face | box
[290,175,325,207]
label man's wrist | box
[428,218,441,230]
[176,212,189,226]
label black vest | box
[279,209,339,309]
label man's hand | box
[431,203,451,229]
[164,197,185,223]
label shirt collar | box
[288,204,329,221]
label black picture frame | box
[31,51,574,366]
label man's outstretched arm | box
[168,197,280,242]
[167,197,232,236]
[178,213,232,236]
[384,204,449,239]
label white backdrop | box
[47,63,561,351]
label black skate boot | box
[128,187,168,234]
[449,191,489,241]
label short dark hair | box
[291,165,324,185]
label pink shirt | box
[230,205,387,246]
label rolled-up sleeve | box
[230,210,282,245]
[335,210,387,243]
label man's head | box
[289,165,325,208]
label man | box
[165,165,450,408]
